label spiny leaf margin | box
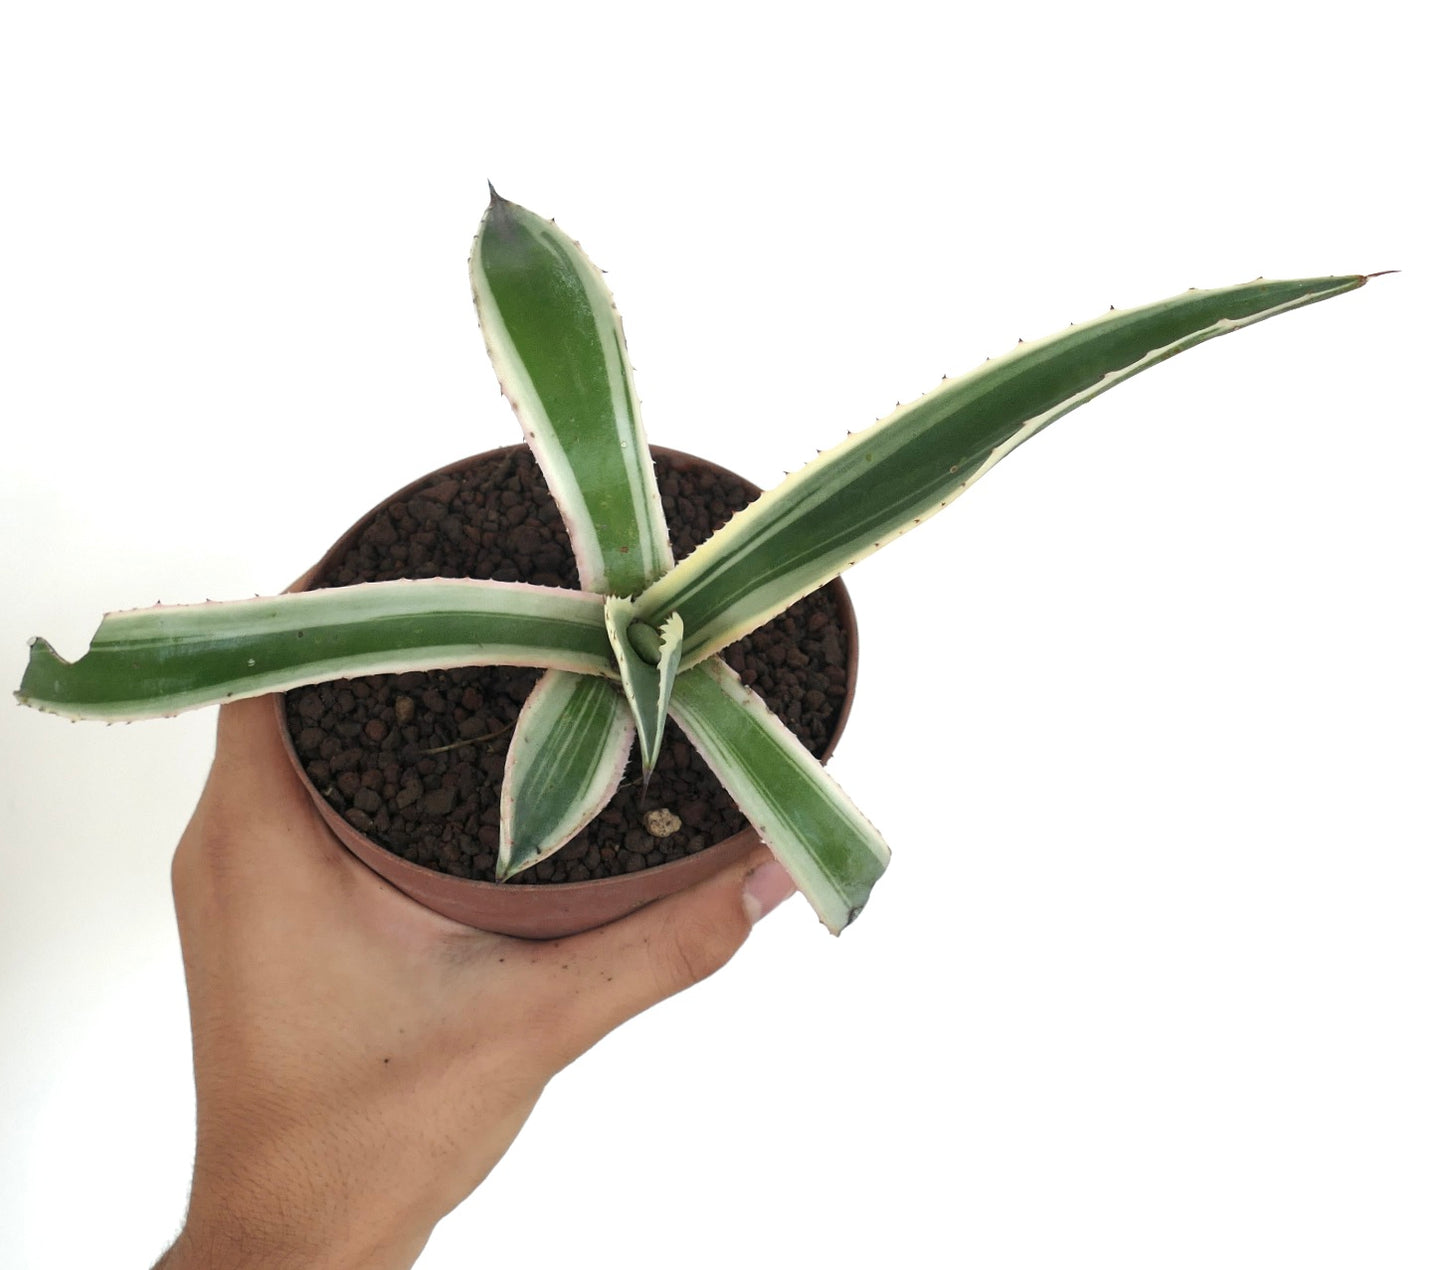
[639,275,1369,665]
[668,657,889,934]
[498,669,634,881]
[17,579,616,721]
[604,598,684,779]
[470,189,673,596]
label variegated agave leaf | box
[470,188,673,597]
[638,275,1370,666]
[16,579,615,721]
[669,658,889,934]
[471,190,680,859]
[498,669,634,881]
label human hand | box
[158,695,795,1270]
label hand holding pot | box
[157,695,794,1270]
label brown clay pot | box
[273,444,858,939]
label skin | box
[156,696,795,1269]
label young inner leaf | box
[604,597,683,780]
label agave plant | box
[16,190,1374,932]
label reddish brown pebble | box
[421,787,456,816]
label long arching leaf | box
[17,578,615,720]
[639,275,1369,665]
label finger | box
[209,695,316,815]
[530,848,797,1062]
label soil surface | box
[284,447,851,884]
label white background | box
[2,4,1439,1267]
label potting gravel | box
[284,447,851,883]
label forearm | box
[154,1212,431,1270]
[150,1096,458,1270]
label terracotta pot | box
[273,444,858,939]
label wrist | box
[157,1210,431,1270]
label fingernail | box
[743,858,796,925]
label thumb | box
[538,848,798,1060]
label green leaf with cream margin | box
[639,275,1371,665]
[470,190,679,864]
[16,579,616,721]
[669,658,889,934]
[497,670,634,881]
[469,187,673,597]
[605,597,684,781]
